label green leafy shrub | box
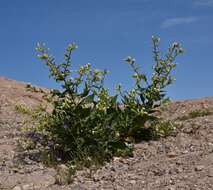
[115,36,183,140]
[20,36,183,176]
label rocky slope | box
[0,76,213,190]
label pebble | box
[195,165,204,171]
[182,150,188,154]
[207,169,213,177]
[13,186,22,190]
[168,187,175,190]
[129,180,136,184]
[22,183,34,190]
[167,152,177,158]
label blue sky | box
[0,0,213,100]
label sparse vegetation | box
[151,120,178,138]
[177,109,213,121]
[26,83,45,93]
[20,36,183,179]
[15,104,32,115]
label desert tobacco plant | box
[25,42,132,167]
[116,36,184,139]
[20,36,183,176]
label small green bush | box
[20,36,183,175]
[15,104,32,115]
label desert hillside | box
[0,76,213,190]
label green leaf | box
[107,140,127,151]
[110,95,118,105]
[83,94,95,104]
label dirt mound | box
[0,76,213,190]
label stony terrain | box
[0,76,213,190]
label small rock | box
[152,168,165,176]
[110,166,116,172]
[23,157,33,165]
[113,157,121,162]
[39,164,44,170]
[182,150,188,154]
[167,151,177,158]
[169,179,175,185]
[207,169,213,177]
[129,180,136,184]
[176,160,182,165]
[22,183,34,190]
[168,187,175,190]
[195,165,204,171]
[177,168,183,173]
[13,186,22,190]
[18,169,25,174]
